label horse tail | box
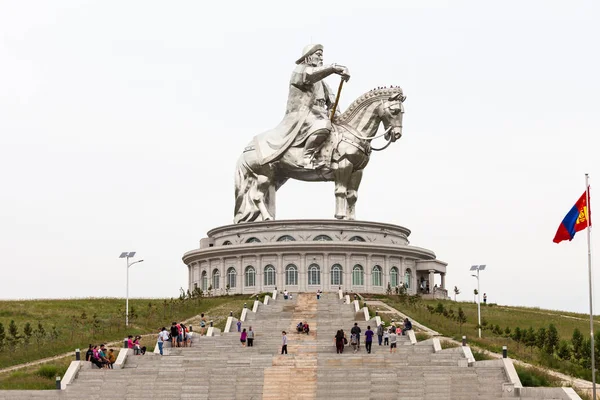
[234,151,261,223]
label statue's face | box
[307,50,323,67]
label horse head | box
[380,91,405,142]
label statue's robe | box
[254,64,336,165]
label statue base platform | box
[183,219,447,296]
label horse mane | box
[337,86,404,124]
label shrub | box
[36,365,59,379]
[440,340,459,349]
[515,365,562,387]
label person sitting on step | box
[297,321,304,333]
[303,321,310,335]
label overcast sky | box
[1,0,599,313]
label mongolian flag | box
[553,187,591,243]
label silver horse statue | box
[234,87,405,223]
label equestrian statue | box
[234,44,405,223]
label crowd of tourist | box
[333,318,412,354]
[85,344,116,369]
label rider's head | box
[306,50,323,67]
[296,44,324,66]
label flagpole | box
[586,173,595,399]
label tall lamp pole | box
[119,252,144,327]
[470,264,486,339]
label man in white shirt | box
[158,327,170,356]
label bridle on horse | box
[340,98,403,152]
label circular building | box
[183,219,448,297]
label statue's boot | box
[302,129,329,169]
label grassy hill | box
[0,294,249,370]
[367,294,600,382]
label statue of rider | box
[253,44,350,169]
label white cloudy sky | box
[1,0,599,313]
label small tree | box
[512,327,522,343]
[572,328,584,359]
[225,284,230,295]
[457,307,467,334]
[435,302,445,314]
[504,326,512,338]
[525,327,537,354]
[8,320,21,352]
[0,322,5,351]
[536,327,547,349]
[33,322,46,352]
[545,324,559,355]
[557,340,571,360]
[23,322,33,348]
[129,307,137,323]
[91,313,101,337]
[386,282,392,295]
[453,286,460,301]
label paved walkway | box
[366,300,597,397]
[366,300,440,335]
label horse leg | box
[347,170,363,220]
[252,174,274,221]
[334,159,353,219]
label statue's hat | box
[295,44,323,64]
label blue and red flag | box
[553,187,591,243]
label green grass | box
[0,356,72,390]
[366,294,600,382]
[0,295,249,370]
[515,365,563,387]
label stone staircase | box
[0,293,577,399]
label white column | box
[441,273,446,289]
[366,255,372,292]
[429,269,435,293]
[300,253,306,291]
[323,252,329,290]
[345,254,351,290]
[277,253,283,290]
[238,257,243,294]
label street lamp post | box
[119,252,144,327]
[470,264,486,339]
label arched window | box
[212,269,220,290]
[313,235,333,241]
[227,267,237,288]
[245,266,256,287]
[352,265,364,286]
[390,267,399,288]
[277,235,296,242]
[201,271,208,291]
[223,240,232,245]
[245,237,261,243]
[372,265,382,286]
[264,265,276,286]
[331,264,343,286]
[349,236,366,242]
[308,264,321,285]
[404,268,412,289]
[285,264,298,286]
